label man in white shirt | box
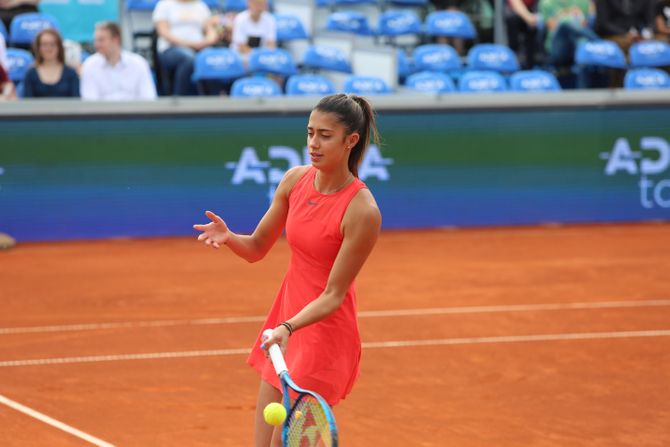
[232,0,276,54]
[80,22,157,101]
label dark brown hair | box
[32,29,65,66]
[95,21,122,41]
[314,93,380,177]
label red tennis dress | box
[247,167,367,405]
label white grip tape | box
[262,329,288,376]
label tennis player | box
[194,93,382,446]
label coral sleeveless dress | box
[247,167,367,406]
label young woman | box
[194,93,382,447]
[23,29,79,98]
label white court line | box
[0,394,115,447]
[0,329,668,368]
[1,299,669,335]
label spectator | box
[594,0,655,53]
[80,22,156,101]
[153,0,219,96]
[23,29,79,98]
[430,0,467,54]
[507,0,541,69]
[0,60,15,100]
[655,0,670,43]
[0,0,39,33]
[231,0,276,55]
[539,0,598,86]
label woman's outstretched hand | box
[193,210,230,249]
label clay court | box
[1,223,669,446]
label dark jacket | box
[594,0,655,36]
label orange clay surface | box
[1,223,669,447]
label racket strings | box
[285,395,333,447]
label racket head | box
[280,373,338,447]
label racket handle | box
[262,329,288,376]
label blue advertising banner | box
[40,0,119,42]
[0,101,669,242]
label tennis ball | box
[263,402,286,426]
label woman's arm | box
[509,0,538,26]
[155,20,193,48]
[194,165,308,262]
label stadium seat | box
[412,44,461,73]
[575,40,626,69]
[624,68,670,90]
[629,40,670,68]
[326,11,374,35]
[405,71,455,93]
[467,43,520,73]
[6,47,33,82]
[458,70,507,93]
[191,48,246,82]
[275,14,309,42]
[509,70,561,92]
[225,0,249,11]
[285,74,336,95]
[9,13,60,47]
[343,75,391,94]
[303,45,352,73]
[230,76,282,97]
[425,11,476,39]
[248,47,297,77]
[387,0,429,6]
[377,10,421,37]
[124,0,159,10]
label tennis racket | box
[262,329,339,447]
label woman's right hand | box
[193,210,231,249]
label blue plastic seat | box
[378,10,421,37]
[303,45,352,73]
[230,76,282,97]
[405,71,455,93]
[124,0,159,10]
[285,74,336,95]
[458,70,507,93]
[575,40,627,69]
[9,13,60,47]
[275,14,309,42]
[326,11,374,35]
[224,0,248,12]
[467,43,520,73]
[387,0,428,5]
[191,48,246,82]
[343,75,391,94]
[629,40,670,68]
[412,44,461,73]
[624,68,670,90]
[6,48,33,82]
[509,70,561,92]
[248,48,297,77]
[425,11,476,39]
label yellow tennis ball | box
[263,402,286,426]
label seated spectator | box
[80,22,156,101]
[0,60,15,100]
[231,0,276,55]
[539,0,598,86]
[0,29,8,72]
[655,0,670,43]
[153,0,220,96]
[23,29,79,98]
[0,0,39,33]
[507,0,541,69]
[430,0,467,54]
[595,0,655,53]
